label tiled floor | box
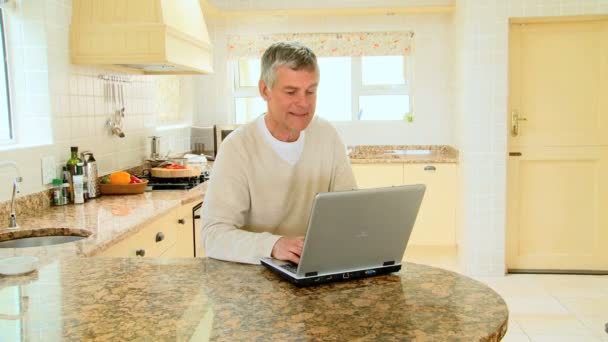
[404,246,608,342]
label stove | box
[139,170,210,191]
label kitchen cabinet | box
[100,201,201,258]
[403,164,458,246]
[351,164,403,188]
[162,201,201,258]
[351,163,458,247]
[100,207,180,258]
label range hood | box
[70,0,213,75]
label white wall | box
[194,11,454,146]
[0,0,195,202]
[454,0,608,276]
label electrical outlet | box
[41,156,57,185]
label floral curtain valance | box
[227,31,414,58]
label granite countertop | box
[0,257,508,341]
[0,183,207,260]
[349,145,459,164]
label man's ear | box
[259,79,270,101]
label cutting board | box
[150,167,200,178]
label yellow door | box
[507,18,608,272]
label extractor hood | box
[70,0,213,75]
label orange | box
[109,171,131,185]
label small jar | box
[52,179,66,206]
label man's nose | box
[294,93,310,107]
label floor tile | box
[527,333,601,342]
[504,296,570,315]
[508,317,524,334]
[577,315,608,341]
[559,298,608,317]
[514,314,590,336]
[502,332,531,342]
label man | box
[201,42,356,264]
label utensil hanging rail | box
[98,75,133,83]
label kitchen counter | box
[0,257,508,341]
[0,183,207,260]
[349,145,458,164]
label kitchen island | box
[0,257,508,341]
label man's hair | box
[260,42,319,89]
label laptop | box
[261,184,425,286]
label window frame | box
[231,54,412,124]
[0,8,13,144]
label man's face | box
[259,65,319,134]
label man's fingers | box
[289,244,303,256]
[288,252,300,265]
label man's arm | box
[329,130,357,192]
[201,142,281,264]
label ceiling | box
[207,0,453,12]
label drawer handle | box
[424,165,436,171]
[135,249,146,257]
[178,218,186,225]
[155,232,165,243]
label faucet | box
[9,177,22,228]
[0,161,21,229]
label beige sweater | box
[201,116,357,264]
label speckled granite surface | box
[0,183,206,260]
[349,145,459,164]
[0,257,508,341]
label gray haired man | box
[201,42,356,264]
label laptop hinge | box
[383,261,395,266]
[305,271,318,277]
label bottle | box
[52,179,65,206]
[62,180,70,205]
[81,152,99,199]
[62,166,71,204]
[73,163,85,205]
[66,146,82,202]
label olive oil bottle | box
[66,146,82,203]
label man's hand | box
[271,236,304,264]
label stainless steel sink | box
[386,149,432,156]
[0,234,88,248]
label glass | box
[362,56,405,86]
[316,57,351,121]
[235,97,266,124]
[358,95,410,121]
[238,58,261,87]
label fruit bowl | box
[99,180,148,195]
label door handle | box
[511,110,527,137]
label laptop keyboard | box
[280,262,298,273]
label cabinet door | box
[169,201,200,258]
[352,164,403,189]
[100,207,179,257]
[404,164,457,246]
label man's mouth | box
[289,112,308,117]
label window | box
[0,8,12,142]
[232,55,411,124]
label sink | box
[0,231,90,248]
[386,149,432,156]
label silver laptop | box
[261,184,425,286]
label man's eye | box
[286,91,295,95]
